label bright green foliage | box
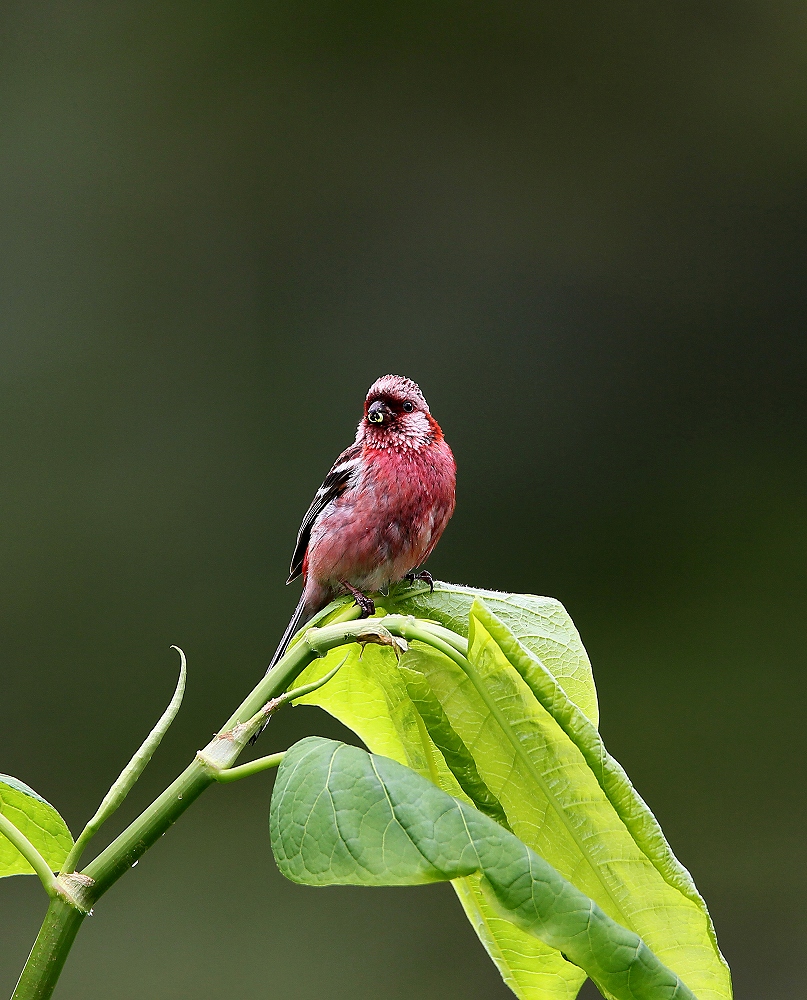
[293,597,587,998]
[287,583,731,1000]
[271,737,698,1000]
[398,661,511,829]
[467,602,729,988]
[385,582,600,726]
[0,775,73,877]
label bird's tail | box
[265,591,314,675]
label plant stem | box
[0,813,58,898]
[12,898,85,1000]
[211,753,285,782]
[61,648,187,876]
[12,606,473,1000]
[12,607,368,1000]
[83,619,360,897]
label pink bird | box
[267,374,456,672]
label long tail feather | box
[265,592,313,675]
[251,593,316,745]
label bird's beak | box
[367,400,389,424]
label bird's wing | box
[287,443,362,584]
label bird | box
[266,374,456,674]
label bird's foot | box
[404,570,434,593]
[341,581,375,618]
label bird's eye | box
[402,401,414,412]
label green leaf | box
[0,775,73,877]
[291,632,438,777]
[451,873,585,1000]
[290,609,587,999]
[423,599,731,1000]
[384,581,600,726]
[271,737,698,1000]
[473,601,727,960]
[285,586,731,1000]
[398,657,510,829]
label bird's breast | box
[306,441,455,590]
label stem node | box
[54,873,96,914]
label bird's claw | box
[355,593,375,618]
[341,581,375,619]
[405,570,434,593]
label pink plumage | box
[266,375,456,672]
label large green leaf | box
[0,775,73,877]
[291,597,588,999]
[271,737,698,1000]
[286,585,731,1000]
[471,601,726,955]
[461,600,730,999]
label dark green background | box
[1,4,804,997]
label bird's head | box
[361,374,441,449]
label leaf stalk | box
[61,647,187,876]
[0,812,58,898]
[207,752,286,782]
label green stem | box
[83,622,359,897]
[211,752,285,782]
[12,605,473,1000]
[12,898,85,1000]
[0,812,58,897]
[61,647,187,876]
[277,655,347,704]
[245,654,348,730]
[382,616,470,666]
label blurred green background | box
[1,3,805,997]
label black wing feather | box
[286,444,361,583]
